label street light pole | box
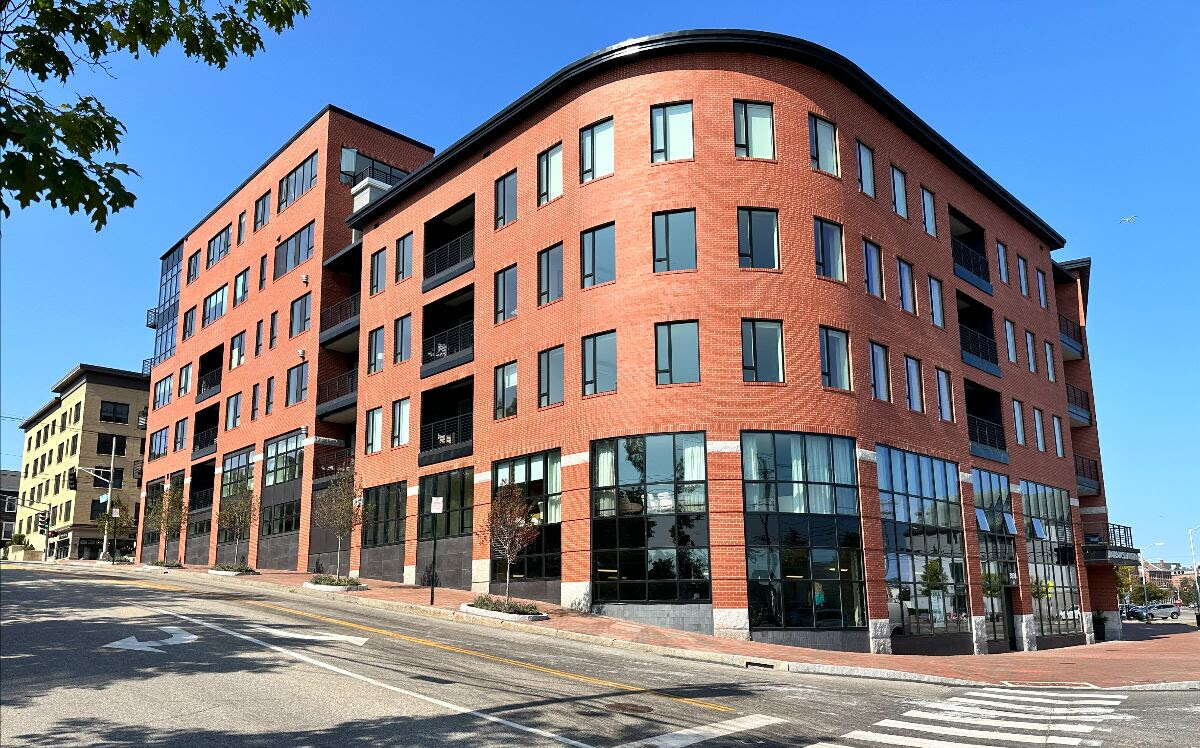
[100,439,117,562]
[1188,525,1200,627]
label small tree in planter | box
[309,466,360,581]
[216,480,255,569]
[161,483,186,562]
[485,483,541,605]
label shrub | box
[310,574,360,586]
[212,563,258,574]
[470,594,541,616]
[149,560,183,568]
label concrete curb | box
[459,603,550,622]
[303,581,370,592]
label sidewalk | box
[36,561,1200,689]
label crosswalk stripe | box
[981,688,1127,700]
[922,701,1132,722]
[874,719,1101,746]
[966,691,1123,706]
[948,697,1114,714]
[612,714,786,748]
[845,729,995,747]
[901,709,1096,733]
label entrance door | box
[1003,587,1018,651]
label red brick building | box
[140,31,1134,655]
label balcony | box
[1082,523,1140,566]
[1075,455,1101,496]
[312,445,355,486]
[196,369,222,404]
[960,325,1001,377]
[319,293,361,352]
[352,164,407,188]
[145,307,159,329]
[1066,383,1093,426]
[1059,314,1085,360]
[968,414,1008,464]
[188,487,214,511]
[422,319,474,378]
[192,427,217,461]
[419,412,473,467]
[316,370,358,422]
[952,237,993,295]
[423,230,475,292]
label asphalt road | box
[1,565,1196,747]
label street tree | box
[1115,565,1135,602]
[1180,582,1197,608]
[1,0,309,229]
[94,496,133,559]
[161,483,185,560]
[217,481,255,567]
[485,483,541,605]
[309,466,360,580]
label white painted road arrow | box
[103,626,198,653]
[245,624,368,646]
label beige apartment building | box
[14,364,149,559]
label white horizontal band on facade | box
[561,451,589,468]
[1079,506,1108,515]
[407,485,419,497]
[301,437,317,447]
[250,453,263,463]
[473,472,491,484]
[706,440,740,453]
[856,448,876,463]
[1010,484,1023,495]
[1070,497,1080,507]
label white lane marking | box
[141,605,592,748]
[920,701,1132,722]
[845,729,994,747]
[965,691,1123,706]
[901,709,1096,733]
[612,714,786,748]
[245,624,368,646]
[948,697,1114,715]
[804,744,855,748]
[102,626,198,653]
[981,688,1127,700]
[874,719,1101,746]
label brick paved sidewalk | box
[134,563,1200,688]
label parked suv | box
[1133,603,1181,621]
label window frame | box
[654,320,700,385]
[537,143,563,205]
[580,222,616,288]
[494,263,518,322]
[579,117,614,183]
[869,341,890,401]
[650,101,694,163]
[813,217,845,281]
[733,100,774,159]
[538,345,564,407]
[819,326,851,390]
[807,113,839,175]
[890,165,908,218]
[537,242,563,305]
[737,207,780,270]
[581,330,617,396]
[742,319,784,383]
[494,169,518,229]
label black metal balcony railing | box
[967,414,1007,451]
[422,320,474,364]
[320,293,360,332]
[193,427,218,452]
[1066,383,1092,412]
[959,325,999,365]
[1075,454,1100,481]
[424,230,475,279]
[317,370,358,404]
[1105,523,1135,549]
[313,446,355,480]
[145,307,159,329]
[189,488,214,510]
[197,369,221,395]
[420,412,473,452]
[952,236,990,282]
[142,351,173,376]
[1059,314,1084,345]
[352,164,407,188]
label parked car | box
[1143,603,1181,620]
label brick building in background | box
[138,31,1135,655]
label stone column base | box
[1099,610,1123,641]
[1015,613,1038,651]
[403,564,416,586]
[712,608,750,640]
[868,618,893,654]
[560,581,592,612]
[1082,609,1096,645]
[970,615,989,654]
[471,558,491,594]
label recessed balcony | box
[316,370,358,422]
[965,379,1008,464]
[1066,383,1092,426]
[1059,314,1085,360]
[1075,455,1101,496]
[319,293,361,352]
[192,427,217,461]
[949,207,992,295]
[1082,523,1139,566]
[418,377,473,467]
[422,196,475,292]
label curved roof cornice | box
[348,29,1063,248]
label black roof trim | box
[160,105,434,260]
[347,29,1064,248]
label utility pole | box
[428,495,444,606]
[100,437,118,561]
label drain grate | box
[604,702,654,715]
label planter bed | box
[208,569,257,577]
[458,603,549,622]
[303,581,369,592]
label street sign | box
[353,496,363,508]
[97,493,110,504]
[430,496,445,514]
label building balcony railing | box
[313,446,355,481]
[967,414,1007,464]
[1075,454,1100,481]
[1082,523,1140,565]
[952,236,991,291]
[422,320,474,365]
[192,427,217,455]
[189,488,214,511]
[316,370,358,404]
[424,230,475,280]
[352,164,407,188]
[196,369,221,402]
[142,351,173,376]
[960,325,999,366]
[420,412,473,453]
[1066,382,1092,412]
[320,293,360,332]
[145,307,159,329]
[1059,314,1083,345]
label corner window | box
[494,170,517,228]
[891,166,908,218]
[395,233,413,281]
[742,319,783,383]
[869,342,890,401]
[493,361,517,419]
[580,118,614,183]
[369,248,387,295]
[863,239,884,298]
[537,143,563,205]
[582,330,616,395]
[856,140,875,196]
[651,102,693,162]
[737,208,779,269]
[581,222,615,287]
[538,345,564,407]
[813,217,844,280]
[820,326,850,390]
[733,101,774,159]
[538,243,563,305]
[655,321,700,385]
[494,264,517,322]
[808,114,839,175]
[653,209,696,272]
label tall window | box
[742,319,783,383]
[579,118,614,182]
[1022,480,1081,635]
[263,431,303,486]
[1044,342,1056,382]
[153,376,173,409]
[364,407,382,454]
[278,151,317,211]
[367,326,385,373]
[178,364,192,396]
[864,240,884,298]
[581,331,616,395]
[361,481,406,548]
[653,209,696,272]
[229,332,245,369]
[173,418,188,450]
[492,450,562,582]
[186,251,200,283]
[255,320,263,356]
[395,233,413,281]
[285,362,307,405]
[250,383,259,420]
[1017,255,1030,296]
[494,264,517,322]
[651,102,693,162]
[274,222,315,278]
[233,268,249,306]
[733,101,774,158]
[1004,319,1018,362]
[935,368,953,422]
[743,432,862,629]
[921,187,937,236]
[1012,399,1026,445]
[538,243,563,304]
[878,445,968,636]
[655,321,700,385]
[537,143,563,204]
[289,293,311,337]
[1025,331,1037,373]
[1033,407,1046,451]
[237,211,246,245]
[813,218,844,280]
[973,468,1018,645]
[737,208,779,269]
[225,392,241,430]
[869,342,890,401]
[206,224,231,267]
[819,326,849,390]
[391,398,410,447]
[538,345,564,407]
[856,140,875,196]
[269,312,278,348]
[393,315,411,363]
[808,114,838,175]
[493,361,517,419]
[591,431,709,603]
[418,467,473,540]
[897,259,916,313]
[494,170,517,228]
[259,254,268,289]
[904,356,923,411]
[1036,269,1048,308]
[891,166,908,218]
[369,248,387,294]
[580,222,615,287]
[253,191,270,230]
[202,286,227,327]
[265,376,274,414]
[182,306,196,339]
[1052,416,1064,457]
[996,241,1009,283]
[928,276,944,327]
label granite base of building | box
[1099,610,1123,642]
[560,581,591,611]
[489,579,561,605]
[592,602,713,635]
[712,607,750,640]
[1016,613,1038,651]
[751,628,870,652]
[890,632,974,656]
[868,618,892,654]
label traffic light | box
[67,468,77,490]
[36,512,49,533]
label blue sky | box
[3,2,1197,561]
